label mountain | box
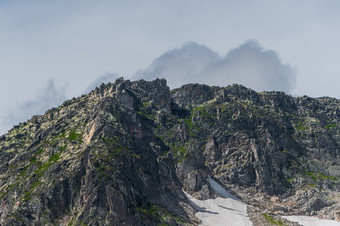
[0,78,340,225]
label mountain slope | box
[0,79,195,225]
[168,83,340,219]
[1,78,340,225]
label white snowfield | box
[185,177,340,226]
[185,177,253,226]
[283,215,340,226]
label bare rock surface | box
[1,78,340,225]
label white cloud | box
[136,40,296,93]
[135,42,219,86]
[0,40,297,135]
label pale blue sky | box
[1,0,340,134]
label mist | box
[0,40,296,135]
[0,80,67,135]
[136,40,296,92]
[85,73,119,93]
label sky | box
[1,0,340,135]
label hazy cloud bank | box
[85,73,119,93]
[0,80,67,135]
[0,40,296,135]
[136,40,296,92]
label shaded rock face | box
[158,83,340,216]
[0,79,191,225]
[1,78,340,225]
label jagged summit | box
[1,78,340,225]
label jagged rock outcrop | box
[1,78,340,225]
[0,79,195,225]
[169,83,340,219]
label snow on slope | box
[185,177,340,226]
[283,215,340,226]
[185,177,252,226]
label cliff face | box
[0,78,340,225]
[0,79,194,225]
[168,84,340,218]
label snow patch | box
[283,215,340,226]
[185,177,252,226]
[185,177,340,226]
[208,177,239,200]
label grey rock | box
[1,78,340,224]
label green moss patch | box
[304,171,338,181]
[136,204,186,225]
[262,214,285,226]
[295,121,307,131]
[68,129,83,143]
[324,123,337,131]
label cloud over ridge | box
[0,80,67,135]
[85,73,119,93]
[0,40,296,135]
[136,40,296,93]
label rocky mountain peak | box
[1,78,340,225]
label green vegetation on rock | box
[262,214,286,226]
[1,78,340,225]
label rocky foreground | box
[1,78,340,225]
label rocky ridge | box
[0,78,340,225]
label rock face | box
[1,78,340,225]
[0,79,193,225]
